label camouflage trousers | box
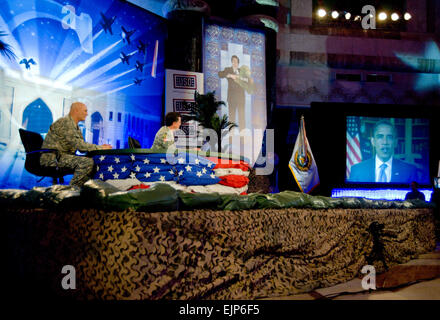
[40,153,94,187]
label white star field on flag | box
[93,153,220,184]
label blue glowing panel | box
[332,188,433,202]
[0,0,166,189]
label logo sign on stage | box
[165,69,204,148]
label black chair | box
[128,136,141,148]
[18,129,74,184]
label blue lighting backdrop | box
[0,0,166,189]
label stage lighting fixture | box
[354,15,361,21]
[378,12,387,21]
[404,12,412,20]
[391,13,399,21]
[331,11,339,19]
[345,12,351,20]
[317,9,327,18]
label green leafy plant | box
[182,91,237,153]
[0,31,16,60]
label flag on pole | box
[288,116,319,193]
[346,116,362,178]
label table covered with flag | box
[91,149,251,195]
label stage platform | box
[5,184,436,299]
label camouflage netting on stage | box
[0,181,433,211]
[5,183,436,299]
[7,205,436,299]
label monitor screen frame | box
[344,115,431,185]
[309,102,439,195]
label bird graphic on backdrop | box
[19,58,37,70]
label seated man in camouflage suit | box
[151,112,181,151]
[40,102,112,187]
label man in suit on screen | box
[349,120,418,183]
[218,55,253,131]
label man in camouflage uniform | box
[40,102,112,187]
[151,112,181,150]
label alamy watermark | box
[361,265,376,290]
[361,5,377,30]
[61,265,76,290]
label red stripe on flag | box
[347,137,361,163]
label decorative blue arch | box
[22,98,53,134]
[91,111,103,145]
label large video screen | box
[346,116,430,184]
[203,23,267,163]
[0,0,166,189]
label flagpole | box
[300,115,306,156]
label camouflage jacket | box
[151,126,176,150]
[40,115,100,164]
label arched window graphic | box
[91,112,103,145]
[78,122,86,141]
[22,98,53,133]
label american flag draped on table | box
[93,153,250,195]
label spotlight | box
[404,12,412,20]
[317,9,327,18]
[345,12,351,20]
[354,15,361,21]
[331,11,339,19]
[391,13,399,21]
[378,12,387,21]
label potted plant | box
[182,91,237,153]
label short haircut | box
[70,101,85,112]
[372,120,396,137]
[231,55,239,64]
[165,112,181,126]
